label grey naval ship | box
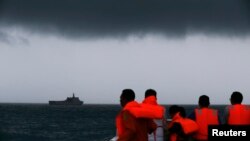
[49,93,83,105]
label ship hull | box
[49,101,83,106]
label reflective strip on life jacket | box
[194,108,219,140]
[228,104,250,125]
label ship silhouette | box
[49,93,83,105]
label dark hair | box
[231,91,243,104]
[169,105,186,117]
[199,95,210,107]
[145,89,157,98]
[169,105,180,116]
[178,106,186,117]
[121,89,135,102]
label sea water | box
[0,104,227,141]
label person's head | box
[145,89,157,98]
[169,105,180,118]
[230,91,243,105]
[120,89,135,107]
[178,106,186,118]
[198,95,210,108]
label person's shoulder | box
[121,110,135,121]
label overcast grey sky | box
[0,0,250,104]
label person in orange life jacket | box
[142,89,166,141]
[115,89,157,141]
[168,105,198,141]
[188,95,220,141]
[224,91,250,125]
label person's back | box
[168,105,198,141]
[189,95,219,141]
[117,110,156,141]
[224,91,250,125]
[136,117,157,141]
[143,89,166,141]
[116,89,157,141]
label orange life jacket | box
[142,96,166,141]
[126,96,164,119]
[169,113,199,141]
[115,111,123,137]
[115,101,140,137]
[228,104,250,125]
[142,95,158,105]
[176,118,199,135]
[194,108,219,140]
[169,133,178,141]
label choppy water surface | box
[0,104,226,141]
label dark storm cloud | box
[0,0,249,38]
[0,30,10,43]
[0,29,30,45]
